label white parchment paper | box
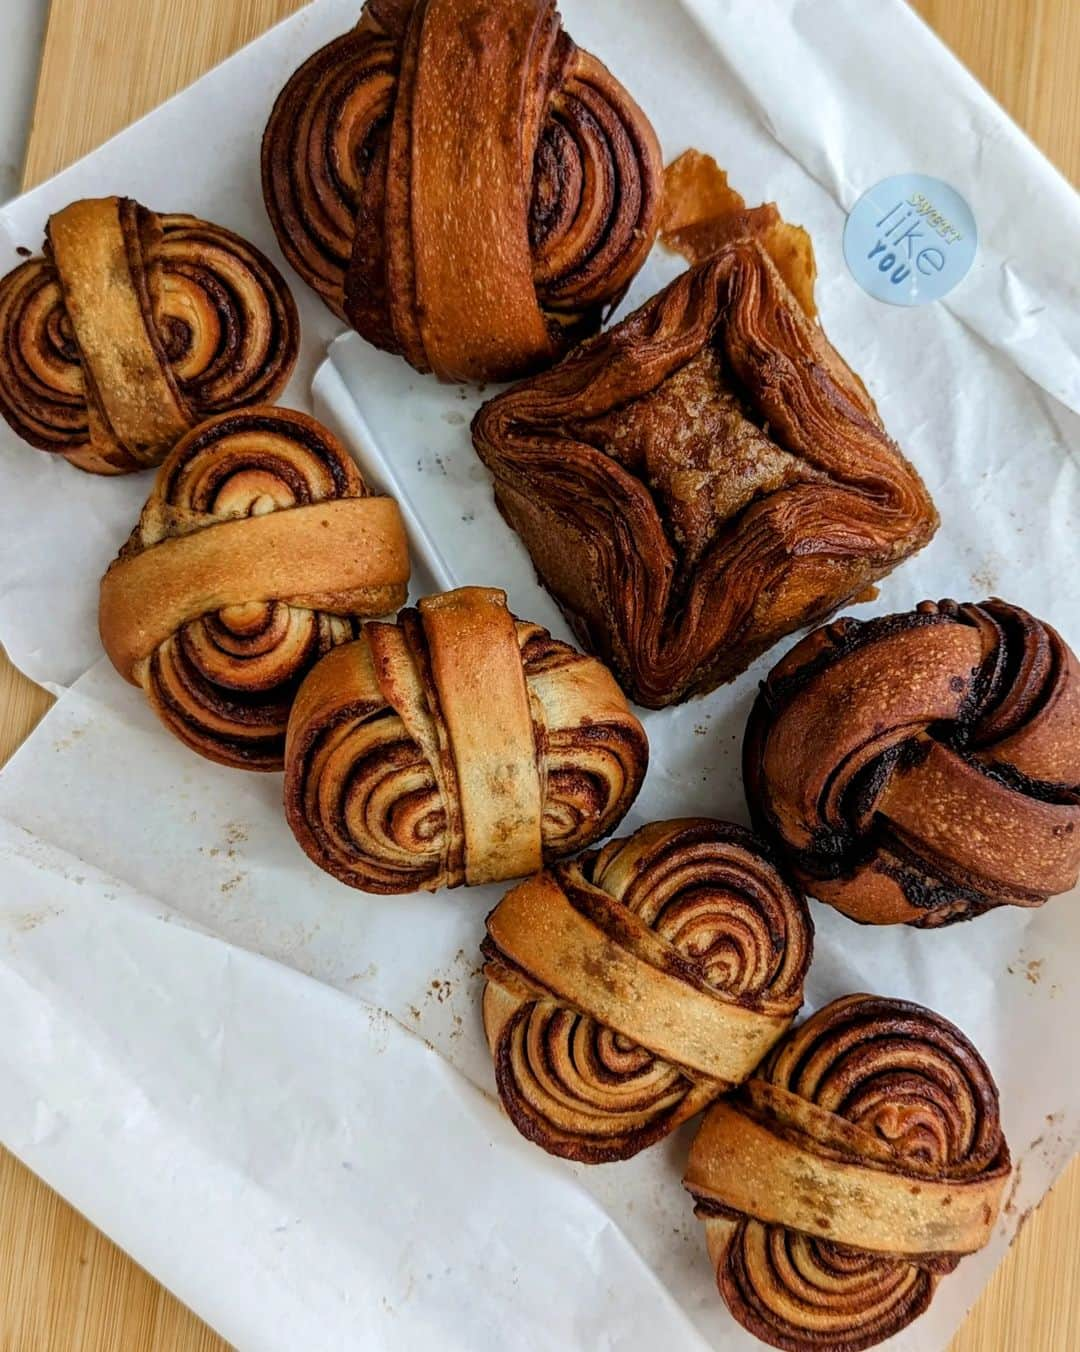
[0,1,1078,1348]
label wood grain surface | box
[1,0,1078,1347]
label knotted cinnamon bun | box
[0,197,298,473]
[685,994,1010,1351]
[284,586,648,892]
[744,597,1080,925]
[99,407,409,768]
[262,0,661,382]
[482,818,812,1161]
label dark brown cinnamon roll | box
[261,0,661,382]
[482,819,812,1162]
[685,994,1010,1352]
[744,597,1080,926]
[98,407,409,768]
[284,586,648,892]
[0,198,298,473]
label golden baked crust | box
[284,586,648,893]
[99,407,409,769]
[744,597,1080,926]
[482,818,812,1162]
[472,177,938,707]
[0,198,298,473]
[685,994,1010,1352]
[261,0,661,382]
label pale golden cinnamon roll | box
[482,819,812,1162]
[261,0,661,382]
[99,407,409,768]
[284,586,648,892]
[0,197,298,473]
[685,994,1010,1352]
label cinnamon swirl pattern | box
[262,0,661,382]
[744,598,1080,926]
[0,197,298,473]
[482,819,812,1162]
[98,408,409,769]
[472,177,938,707]
[685,994,1010,1352]
[284,586,648,893]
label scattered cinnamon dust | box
[1006,955,1046,985]
[224,821,248,850]
[1003,1159,1023,1216]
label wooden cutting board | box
[1,1,1078,1347]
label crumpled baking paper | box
[0,1,1078,1348]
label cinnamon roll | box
[0,197,298,473]
[744,598,1080,926]
[472,158,938,706]
[482,819,812,1162]
[261,0,661,382]
[98,407,409,769]
[685,994,1010,1352]
[284,586,648,892]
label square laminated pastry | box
[472,156,939,708]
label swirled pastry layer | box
[472,169,937,706]
[685,994,1010,1351]
[261,0,661,381]
[0,197,298,473]
[482,818,812,1161]
[284,586,648,893]
[744,597,1080,926]
[98,407,409,769]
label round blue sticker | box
[843,174,977,306]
